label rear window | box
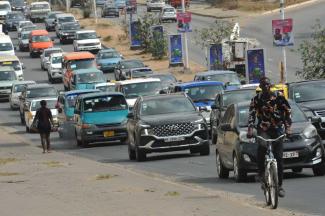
[83,95,127,112]
[26,87,57,98]
[31,99,56,111]
[0,43,13,51]
[32,35,51,42]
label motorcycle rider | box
[247,77,292,198]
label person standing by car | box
[247,77,292,198]
[34,100,54,153]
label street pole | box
[280,0,287,83]
[181,0,189,71]
[66,0,69,12]
[93,0,98,24]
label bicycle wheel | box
[269,162,279,209]
[264,170,271,206]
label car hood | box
[0,11,9,15]
[98,58,121,65]
[30,41,53,49]
[21,39,29,44]
[77,39,100,44]
[51,63,62,69]
[82,110,128,124]
[140,112,203,126]
[297,99,325,111]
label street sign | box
[177,12,192,33]
[272,18,294,46]
[245,48,266,84]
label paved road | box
[1,18,325,215]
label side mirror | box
[220,123,233,131]
[199,106,208,112]
[127,112,134,119]
[310,116,321,123]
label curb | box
[261,0,321,15]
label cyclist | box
[247,77,292,198]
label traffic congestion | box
[0,0,325,213]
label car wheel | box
[313,160,325,176]
[233,154,247,182]
[26,126,30,133]
[216,150,229,179]
[135,145,146,162]
[128,143,136,160]
[200,143,210,156]
[75,132,82,146]
[292,168,303,173]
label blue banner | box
[208,44,223,70]
[246,49,266,84]
[168,34,183,65]
[151,25,164,39]
[130,21,141,48]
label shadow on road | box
[0,122,23,127]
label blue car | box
[170,81,225,131]
[96,48,122,73]
[74,92,129,147]
[193,70,241,90]
[70,68,106,90]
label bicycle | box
[255,134,285,209]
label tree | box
[296,20,325,80]
[136,13,160,52]
[150,31,167,59]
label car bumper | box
[30,49,44,54]
[0,93,10,100]
[81,125,128,144]
[138,129,209,153]
[76,46,101,52]
[61,35,75,40]
[50,71,63,79]
[161,16,176,21]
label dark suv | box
[287,80,325,138]
[126,93,210,161]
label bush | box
[103,35,112,42]
[83,8,91,18]
[150,31,167,59]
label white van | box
[0,34,15,56]
[0,55,24,80]
[0,1,11,20]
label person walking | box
[34,100,54,153]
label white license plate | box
[283,151,299,158]
[164,136,185,142]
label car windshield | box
[0,43,13,51]
[121,60,144,69]
[22,26,37,32]
[238,103,307,127]
[0,4,10,10]
[66,94,78,108]
[21,32,30,39]
[7,13,24,20]
[96,85,116,92]
[31,4,49,10]
[123,82,161,98]
[207,73,240,85]
[61,23,80,30]
[58,16,75,23]
[76,72,105,83]
[20,22,33,28]
[0,71,16,81]
[185,85,224,102]
[14,84,29,92]
[45,49,61,57]
[131,69,153,78]
[0,61,21,71]
[292,82,325,103]
[32,35,51,42]
[26,87,57,98]
[83,95,128,112]
[99,51,120,59]
[141,97,195,116]
[70,59,96,70]
[51,56,62,64]
[31,99,56,111]
[223,90,256,107]
[77,32,97,40]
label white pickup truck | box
[29,2,51,22]
[146,0,165,12]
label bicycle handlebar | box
[255,134,286,142]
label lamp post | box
[280,0,287,83]
[181,0,189,71]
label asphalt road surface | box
[1,17,325,214]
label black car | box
[148,73,178,91]
[127,93,210,161]
[10,0,26,11]
[102,4,119,17]
[216,101,325,182]
[4,11,25,31]
[44,11,63,31]
[58,22,81,44]
[210,88,256,144]
[114,59,146,81]
[288,80,325,139]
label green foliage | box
[297,20,325,79]
[103,35,112,42]
[150,31,167,59]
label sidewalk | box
[0,126,299,216]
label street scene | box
[0,0,324,215]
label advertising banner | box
[130,21,141,48]
[151,25,164,39]
[168,34,183,65]
[272,18,294,46]
[246,48,266,84]
[208,44,223,70]
[177,12,192,33]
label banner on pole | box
[246,48,266,84]
[177,12,192,33]
[272,18,294,46]
[130,21,141,48]
[208,44,223,70]
[168,34,183,65]
[151,25,164,39]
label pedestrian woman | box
[34,100,54,153]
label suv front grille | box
[152,122,195,137]
[0,86,11,90]
[315,110,325,117]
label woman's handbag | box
[30,118,39,133]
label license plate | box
[164,136,185,142]
[283,151,299,158]
[103,131,114,137]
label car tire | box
[26,126,30,133]
[200,144,210,156]
[211,127,217,145]
[128,143,136,160]
[313,160,325,176]
[216,150,229,179]
[233,154,247,182]
[292,168,303,173]
[135,146,146,162]
[75,132,82,146]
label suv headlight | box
[303,124,318,139]
[192,119,205,130]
